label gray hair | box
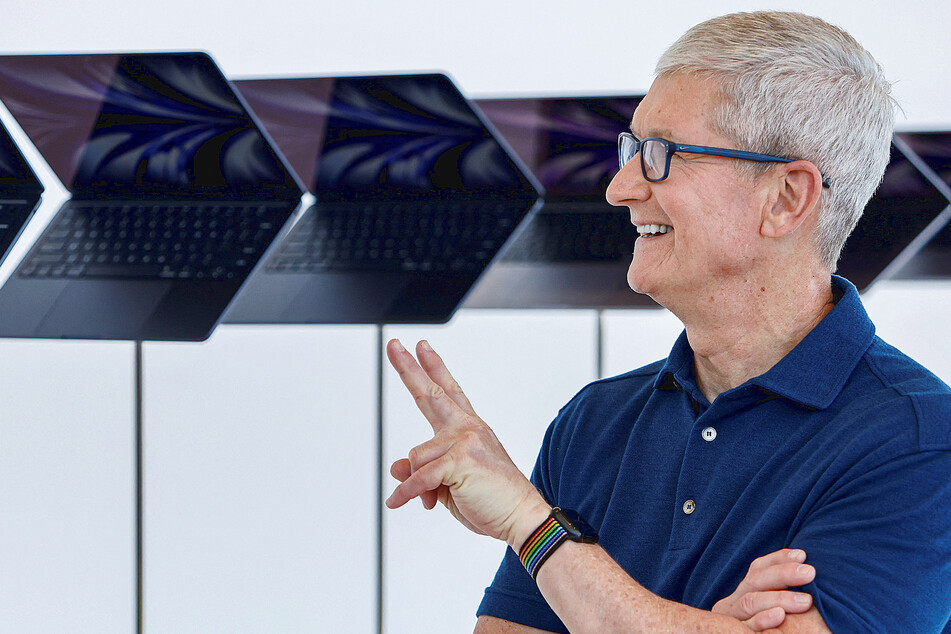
[655,11,897,270]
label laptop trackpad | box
[35,280,172,339]
[281,272,408,323]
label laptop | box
[0,53,304,340]
[836,138,951,289]
[887,132,951,280]
[223,73,542,324]
[0,118,43,269]
[462,95,658,309]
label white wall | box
[0,1,950,632]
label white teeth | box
[636,224,673,236]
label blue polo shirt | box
[478,276,951,632]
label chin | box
[627,262,673,307]
[627,259,655,295]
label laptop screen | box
[235,74,540,202]
[836,141,951,290]
[475,96,643,203]
[889,131,951,279]
[0,120,41,190]
[897,132,951,183]
[0,53,301,200]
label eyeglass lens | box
[619,134,636,169]
[642,140,667,181]
[619,134,668,182]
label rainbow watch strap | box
[518,516,569,580]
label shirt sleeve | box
[791,448,951,633]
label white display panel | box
[142,326,377,632]
[0,340,134,632]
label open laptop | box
[835,138,951,289]
[463,96,660,309]
[0,118,43,268]
[887,132,951,280]
[223,73,542,324]
[0,53,304,340]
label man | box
[386,11,951,633]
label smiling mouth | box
[635,224,673,238]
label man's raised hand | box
[384,339,549,547]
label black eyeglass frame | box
[618,132,832,188]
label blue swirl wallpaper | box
[0,53,299,197]
[236,74,538,201]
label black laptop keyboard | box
[502,209,637,262]
[265,200,525,274]
[19,202,288,280]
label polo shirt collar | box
[654,276,876,410]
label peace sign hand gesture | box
[385,339,549,549]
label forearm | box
[532,541,755,634]
[499,502,752,633]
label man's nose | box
[606,160,650,207]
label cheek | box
[681,206,760,273]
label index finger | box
[386,338,461,433]
[416,340,477,417]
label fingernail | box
[788,549,806,562]
[392,339,405,352]
[797,564,814,576]
[419,340,433,352]
[794,593,812,604]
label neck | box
[669,269,835,403]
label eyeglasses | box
[617,132,832,188]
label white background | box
[1,1,950,632]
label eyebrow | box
[627,119,675,140]
[628,125,677,141]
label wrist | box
[505,497,552,551]
[513,506,601,580]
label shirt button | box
[701,426,717,442]
[683,499,696,515]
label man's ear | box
[761,160,824,239]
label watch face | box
[553,507,599,544]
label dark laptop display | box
[836,139,951,289]
[0,118,43,268]
[463,96,660,309]
[0,53,303,340]
[888,132,951,280]
[224,73,541,324]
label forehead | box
[630,73,722,144]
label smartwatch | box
[518,507,599,580]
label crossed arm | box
[475,547,821,633]
[385,339,832,633]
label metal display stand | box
[375,325,385,634]
[596,311,604,379]
[134,342,144,633]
